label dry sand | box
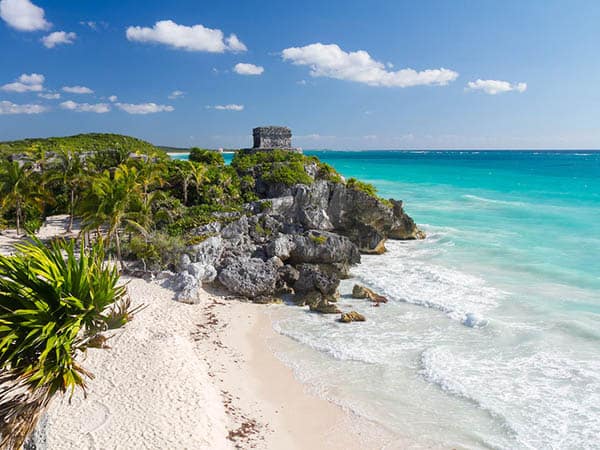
[40,280,395,449]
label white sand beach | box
[40,279,395,449]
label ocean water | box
[266,151,600,449]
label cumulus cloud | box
[108,95,118,102]
[38,92,60,99]
[42,31,76,48]
[116,102,174,114]
[209,104,244,111]
[466,79,527,95]
[234,62,264,75]
[0,100,47,114]
[0,0,50,31]
[60,100,110,113]
[126,20,246,53]
[1,73,44,92]
[62,85,94,94]
[168,90,184,99]
[281,43,458,88]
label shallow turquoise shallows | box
[269,150,600,450]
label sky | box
[1,0,600,150]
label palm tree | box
[79,165,141,270]
[46,148,86,232]
[188,161,207,202]
[0,160,46,235]
[0,238,137,449]
[174,162,193,206]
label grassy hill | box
[0,133,163,158]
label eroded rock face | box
[217,257,278,298]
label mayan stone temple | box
[249,126,302,153]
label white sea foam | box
[350,239,504,327]
[420,346,600,449]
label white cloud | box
[466,79,527,95]
[282,43,458,88]
[234,63,264,76]
[60,100,110,113]
[1,73,44,92]
[126,20,246,53]
[108,95,118,102]
[0,0,50,31]
[210,104,244,111]
[116,102,174,114]
[38,92,60,99]
[42,31,76,48]
[62,85,94,94]
[168,90,184,99]
[0,100,47,114]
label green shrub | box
[124,232,186,271]
[346,177,378,197]
[262,161,313,186]
[189,148,225,165]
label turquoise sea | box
[175,150,600,449]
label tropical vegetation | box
[0,238,136,449]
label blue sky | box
[1,0,599,149]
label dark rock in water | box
[352,284,388,303]
[388,199,426,240]
[340,311,366,323]
[294,263,341,296]
[309,297,342,314]
[217,257,278,299]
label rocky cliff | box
[165,150,424,312]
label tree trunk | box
[68,188,75,233]
[15,201,21,236]
[183,179,188,206]
[114,231,123,273]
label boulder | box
[352,284,388,303]
[217,257,278,299]
[340,311,366,323]
[294,264,340,296]
[171,272,202,304]
[266,234,296,260]
[288,231,360,265]
[187,236,224,267]
[309,297,341,314]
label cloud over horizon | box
[1,73,44,92]
[60,100,110,113]
[0,100,47,114]
[210,104,244,111]
[126,20,247,53]
[62,85,94,94]
[116,102,174,114]
[281,43,458,88]
[0,0,50,31]
[42,31,76,48]
[467,79,527,95]
[234,63,264,75]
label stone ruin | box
[249,126,302,153]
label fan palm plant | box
[0,237,137,449]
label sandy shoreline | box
[35,278,398,449]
